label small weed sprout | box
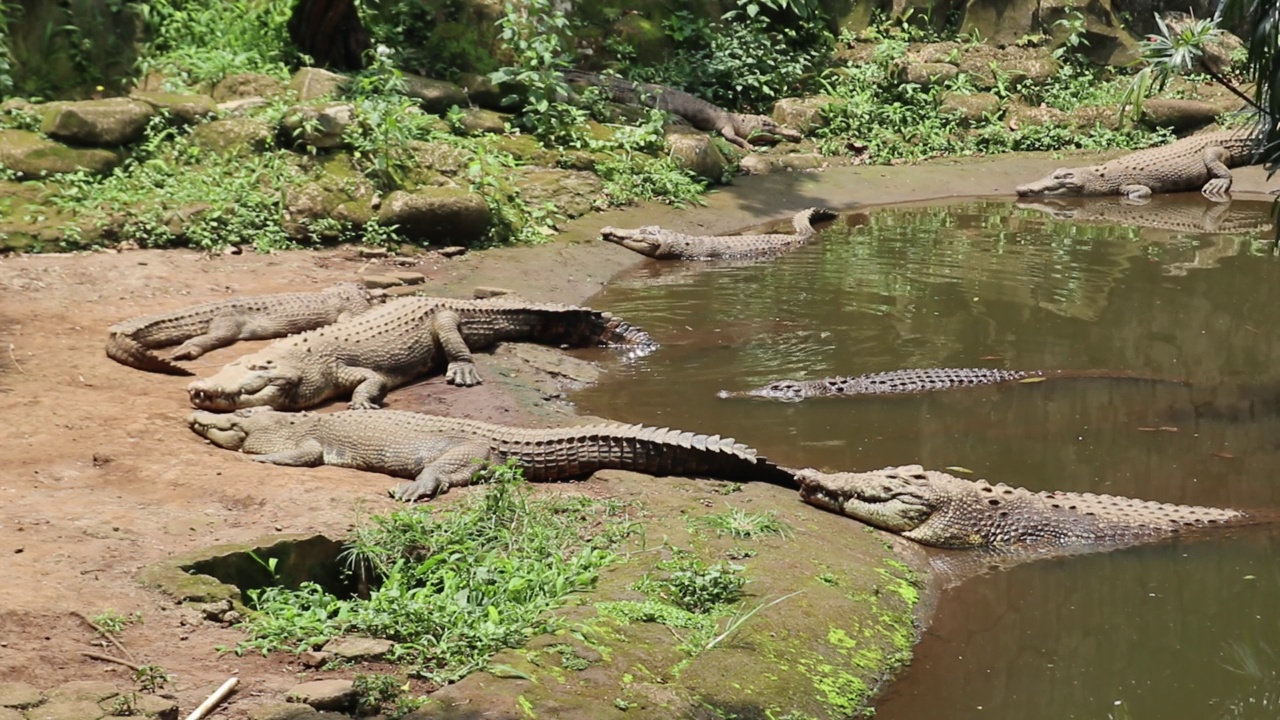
[134,664,173,693]
[697,507,793,540]
[92,610,141,634]
[108,693,138,716]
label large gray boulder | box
[402,74,468,114]
[279,102,357,149]
[771,96,832,134]
[211,73,288,103]
[40,98,155,146]
[1140,98,1222,133]
[664,127,731,182]
[0,130,122,177]
[190,118,274,155]
[939,91,1001,125]
[377,188,491,245]
[129,91,217,124]
[289,68,349,101]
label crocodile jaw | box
[718,380,806,402]
[795,467,935,533]
[1015,168,1090,197]
[188,409,250,449]
[187,358,301,411]
[600,226,665,258]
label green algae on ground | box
[415,472,922,719]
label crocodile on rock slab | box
[563,70,802,150]
[106,283,384,376]
[186,296,654,412]
[718,367,1181,401]
[1014,129,1262,201]
[188,407,797,500]
[601,207,837,260]
[794,465,1254,551]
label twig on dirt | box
[185,677,239,720]
[7,344,24,375]
[74,610,137,662]
[80,651,142,671]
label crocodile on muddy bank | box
[563,70,802,150]
[1014,128,1262,201]
[795,465,1256,551]
[186,296,653,412]
[601,207,837,260]
[718,367,1184,401]
[106,282,384,376]
[188,407,797,501]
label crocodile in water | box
[564,70,802,150]
[1014,128,1262,201]
[186,296,653,412]
[601,207,837,260]
[718,367,1179,402]
[1015,196,1274,235]
[795,464,1252,550]
[188,407,796,501]
[106,283,383,376]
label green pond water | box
[575,195,1280,720]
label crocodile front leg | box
[390,440,495,501]
[340,365,393,409]
[719,125,753,150]
[1200,146,1234,201]
[170,315,247,360]
[432,309,481,386]
[247,438,325,466]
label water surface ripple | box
[577,196,1280,720]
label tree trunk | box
[287,0,371,72]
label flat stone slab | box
[0,683,42,709]
[128,694,178,720]
[248,703,319,720]
[321,636,395,660]
[47,682,116,703]
[24,700,104,720]
[40,98,155,146]
[384,271,425,286]
[360,274,406,289]
[285,680,354,712]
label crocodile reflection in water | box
[1016,195,1272,276]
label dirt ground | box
[2,154,1275,715]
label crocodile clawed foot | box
[348,400,383,410]
[1202,179,1232,203]
[391,479,446,502]
[445,362,482,387]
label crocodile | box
[563,70,802,150]
[188,407,797,501]
[718,367,1180,402]
[1014,128,1262,201]
[186,296,653,412]
[794,465,1253,550]
[106,283,383,376]
[601,207,837,260]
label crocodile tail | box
[105,332,194,376]
[792,207,838,236]
[497,423,798,488]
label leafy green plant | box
[635,553,747,613]
[134,664,173,693]
[237,462,637,683]
[134,0,296,88]
[92,609,141,634]
[352,673,423,717]
[489,0,587,145]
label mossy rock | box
[454,108,511,136]
[211,73,289,103]
[1006,103,1069,128]
[1069,105,1125,131]
[377,188,491,245]
[664,128,731,182]
[0,129,123,178]
[611,14,670,65]
[190,118,274,156]
[402,74,468,114]
[406,140,476,178]
[772,96,833,134]
[279,102,356,150]
[515,167,603,219]
[938,91,1001,125]
[289,68,350,102]
[1139,98,1221,133]
[895,62,959,86]
[492,134,560,166]
[956,46,1059,89]
[129,91,217,125]
[457,73,523,112]
[40,98,155,146]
